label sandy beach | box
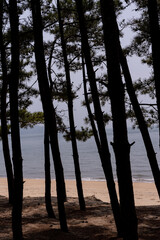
[0,178,160,239]
[1,178,160,206]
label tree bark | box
[44,123,55,218]
[57,0,85,211]
[147,0,160,142]
[0,0,14,204]
[75,0,123,236]
[31,0,68,232]
[9,0,23,238]
[100,0,138,239]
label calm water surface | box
[0,126,160,182]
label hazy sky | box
[28,2,152,129]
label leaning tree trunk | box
[0,0,14,204]
[44,123,55,218]
[31,0,68,232]
[57,0,85,211]
[147,0,160,143]
[75,0,123,236]
[82,54,101,154]
[9,0,23,239]
[100,0,138,239]
[119,45,160,198]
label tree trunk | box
[147,0,160,143]
[57,0,85,211]
[100,0,138,239]
[44,123,55,218]
[9,0,23,239]
[119,45,160,198]
[82,54,101,153]
[31,0,68,232]
[75,0,123,236]
[0,0,14,204]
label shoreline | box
[0,177,159,206]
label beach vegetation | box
[31,0,68,232]
[100,0,138,238]
[57,0,86,210]
[0,0,160,239]
[8,0,23,238]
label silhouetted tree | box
[9,0,23,238]
[100,0,138,239]
[44,122,55,218]
[57,0,85,211]
[82,54,101,154]
[0,0,14,204]
[147,0,160,137]
[31,0,68,232]
[75,0,123,236]
[122,0,160,128]
[119,46,160,199]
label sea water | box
[0,126,160,182]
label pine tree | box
[100,0,138,239]
[57,0,85,211]
[147,0,160,138]
[31,0,68,232]
[9,0,23,238]
[0,0,14,204]
[75,0,123,236]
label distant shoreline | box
[1,176,155,183]
[0,126,159,181]
[0,177,159,206]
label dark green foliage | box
[19,109,44,128]
[63,126,93,142]
[118,0,160,128]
